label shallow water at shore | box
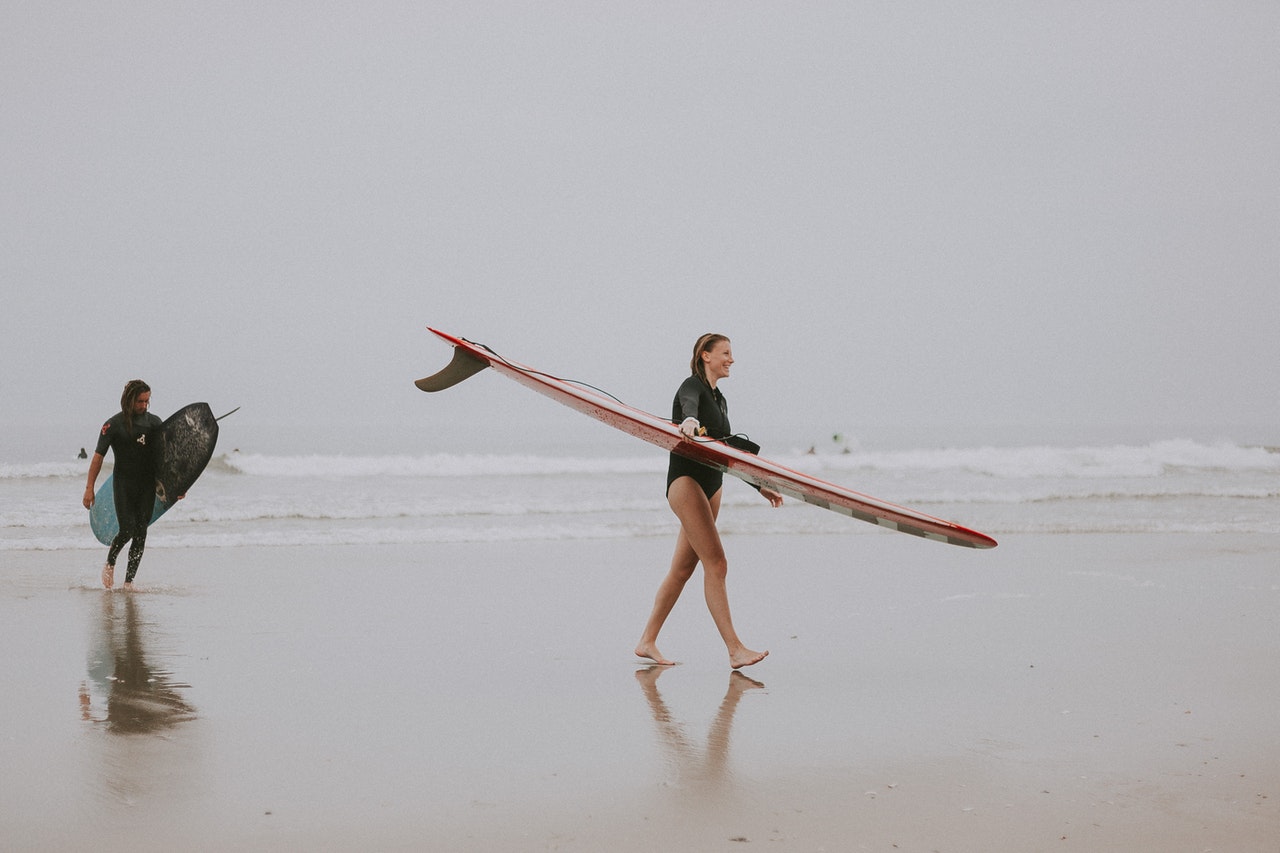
[3,532,1277,851]
[6,438,1279,553]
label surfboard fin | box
[415,346,490,392]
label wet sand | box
[2,532,1277,851]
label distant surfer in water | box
[83,380,164,590]
[635,334,783,669]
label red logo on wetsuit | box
[101,423,110,435]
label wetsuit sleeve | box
[673,376,703,423]
[94,419,114,457]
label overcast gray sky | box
[4,2,1277,459]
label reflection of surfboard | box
[89,403,231,546]
[416,329,997,549]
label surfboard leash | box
[461,338,633,407]
[461,338,759,451]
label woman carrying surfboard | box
[635,334,783,670]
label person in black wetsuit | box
[83,380,163,590]
[635,334,783,670]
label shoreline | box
[3,532,1277,851]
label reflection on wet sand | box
[79,592,197,735]
[74,591,204,814]
[634,666,765,797]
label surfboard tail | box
[415,344,490,392]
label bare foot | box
[101,563,114,589]
[729,648,768,670]
[122,582,135,592]
[634,642,678,666]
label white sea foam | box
[3,439,1277,550]
[7,439,1276,482]
[776,439,1280,479]
[213,451,664,478]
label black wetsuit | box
[95,411,162,582]
[666,375,732,500]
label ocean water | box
[3,438,1278,551]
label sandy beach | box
[2,531,1276,851]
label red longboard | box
[417,329,996,549]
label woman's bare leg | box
[635,523,701,665]
[664,478,768,669]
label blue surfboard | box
[89,478,170,545]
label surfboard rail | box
[417,328,997,549]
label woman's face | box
[702,340,734,384]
